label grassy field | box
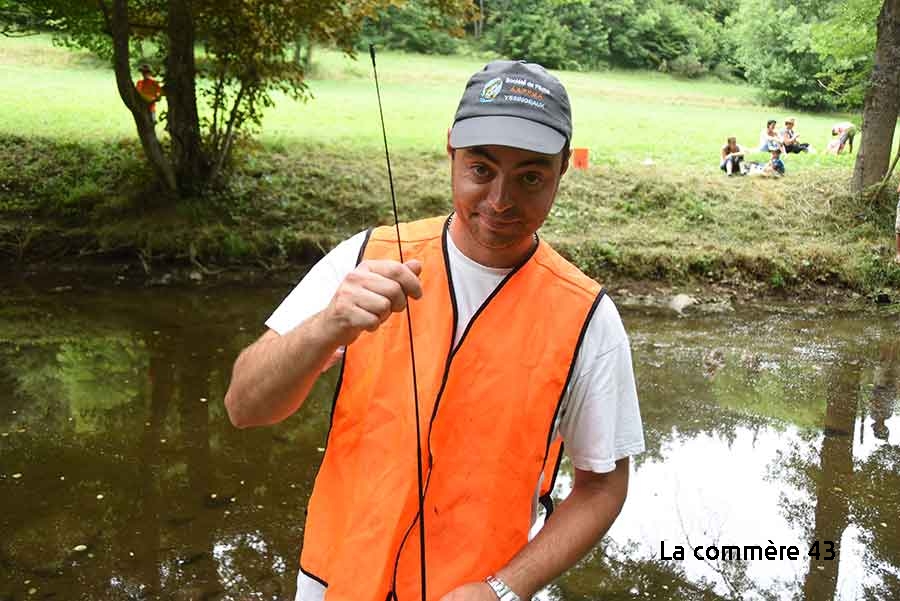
[0,35,879,170]
[1,35,899,294]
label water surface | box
[1,278,898,600]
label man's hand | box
[320,258,423,346]
[438,582,496,601]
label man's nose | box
[486,176,514,212]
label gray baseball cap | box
[449,60,572,155]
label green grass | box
[2,35,889,171]
[1,35,899,293]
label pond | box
[1,274,898,601]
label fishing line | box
[369,44,427,601]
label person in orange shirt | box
[135,64,164,124]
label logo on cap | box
[480,77,503,103]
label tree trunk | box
[110,0,177,194]
[852,0,900,193]
[166,0,208,195]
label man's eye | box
[522,172,543,186]
[471,164,490,177]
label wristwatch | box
[485,575,521,601]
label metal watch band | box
[485,575,521,601]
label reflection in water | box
[1,282,899,600]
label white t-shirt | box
[266,229,645,601]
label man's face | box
[448,141,568,264]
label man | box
[224,60,644,601]
[830,121,856,155]
[780,118,809,154]
[135,64,163,124]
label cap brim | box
[450,116,566,155]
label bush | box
[485,0,579,70]
[667,54,708,78]
[359,2,463,55]
[727,1,837,109]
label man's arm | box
[224,259,422,428]
[440,459,629,601]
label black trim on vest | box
[390,220,541,601]
[300,564,329,588]
[537,288,607,513]
[326,227,374,435]
[539,442,565,517]
[356,227,374,265]
[302,228,373,590]
[389,216,456,601]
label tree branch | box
[211,82,246,182]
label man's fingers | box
[361,260,423,300]
[363,275,409,313]
[404,259,423,276]
[354,287,395,320]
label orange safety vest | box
[300,216,604,601]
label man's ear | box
[559,148,571,177]
[446,127,453,159]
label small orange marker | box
[572,147,589,170]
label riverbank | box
[3,134,899,300]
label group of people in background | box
[719,118,857,178]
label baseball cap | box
[449,60,572,155]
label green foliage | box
[727,0,879,110]
[727,1,834,109]
[809,0,880,108]
[484,0,731,72]
[486,0,581,69]
[12,0,475,192]
[360,1,465,55]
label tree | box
[852,0,900,193]
[810,0,880,108]
[9,0,474,198]
[727,0,837,109]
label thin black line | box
[371,44,427,601]
[536,288,605,519]
[394,226,539,590]
[389,216,455,600]
[356,227,374,264]
[542,288,607,457]
[539,442,565,518]
[427,225,538,464]
[325,228,374,437]
[299,565,329,588]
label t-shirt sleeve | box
[557,295,645,474]
[265,230,368,335]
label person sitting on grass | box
[827,121,856,155]
[759,119,782,152]
[780,118,810,153]
[764,142,785,177]
[720,136,745,176]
